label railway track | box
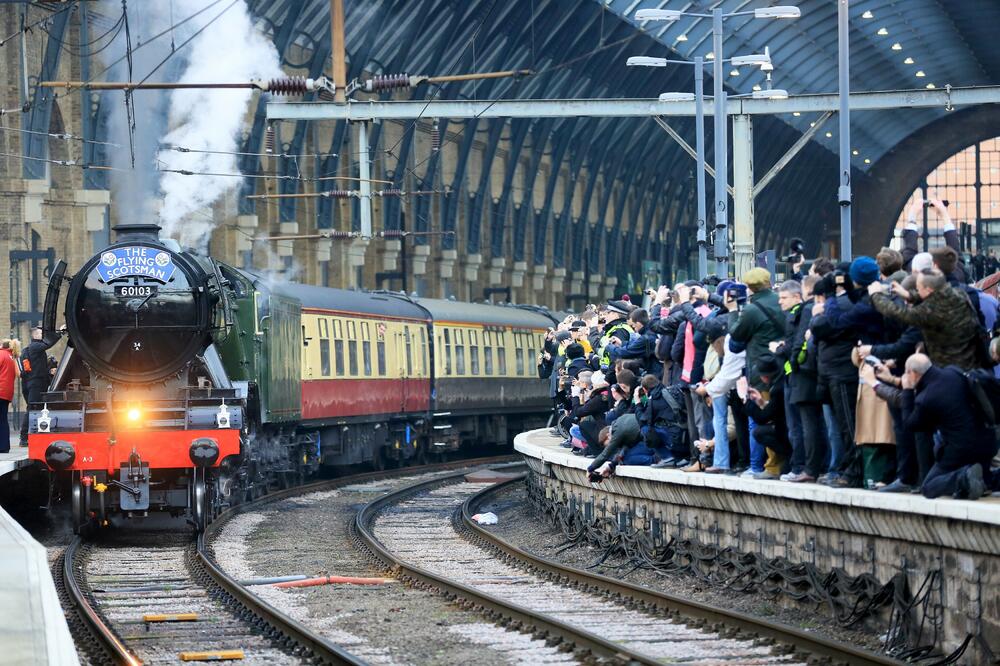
[354,471,902,666]
[61,456,514,666]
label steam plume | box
[99,0,282,249]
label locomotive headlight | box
[126,406,142,423]
[216,402,231,429]
[37,405,52,433]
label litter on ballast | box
[471,512,498,525]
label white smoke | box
[156,0,283,249]
[98,0,282,250]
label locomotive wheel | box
[71,474,83,535]
[191,468,207,532]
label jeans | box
[622,442,657,466]
[797,402,829,478]
[711,393,730,469]
[748,416,765,473]
[829,379,861,482]
[0,398,9,453]
[729,390,751,470]
[823,403,843,473]
[784,387,804,474]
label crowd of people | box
[540,198,1000,501]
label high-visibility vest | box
[598,322,635,367]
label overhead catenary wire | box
[0,151,123,171]
[246,188,442,200]
[0,124,121,147]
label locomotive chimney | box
[112,221,162,242]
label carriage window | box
[333,319,342,338]
[377,340,386,375]
[404,327,413,376]
[470,330,480,375]
[443,329,452,375]
[483,331,493,375]
[497,345,507,375]
[319,319,329,337]
[334,340,344,375]
[527,348,534,375]
[320,339,330,376]
[348,340,358,375]
[453,329,463,375]
[362,323,372,375]
[515,348,524,375]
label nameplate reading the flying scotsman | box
[97,246,177,283]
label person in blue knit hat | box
[849,256,880,287]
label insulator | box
[381,229,404,238]
[377,188,403,197]
[322,190,355,198]
[266,76,310,95]
[264,125,275,154]
[366,73,410,92]
[324,231,354,239]
[430,119,440,152]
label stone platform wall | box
[517,429,1000,664]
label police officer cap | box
[605,299,631,315]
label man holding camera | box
[728,268,785,477]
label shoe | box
[754,471,780,480]
[704,466,728,474]
[818,472,842,486]
[560,440,573,448]
[779,471,799,482]
[672,459,690,469]
[964,464,986,500]
[785,472,816,483]
[828,476,856,488]
[878,479,913,494]
[682,461,704,473]
[739,469,758,479]
[571,449,584,456]
[650,459,676,469]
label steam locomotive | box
[28,223,556,532]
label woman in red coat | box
[0,340,20,454]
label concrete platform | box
[516,428,1000,662]
[0,504,79,665]
[515,429,1000,526]
[0,444,31,478]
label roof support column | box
[733,114,755,279]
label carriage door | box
[401,326,414,411]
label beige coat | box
[851,347,895,446]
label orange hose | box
[273,575,391,588]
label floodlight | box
[635,9,682,21]
[730,53,771,67]
[752,89,789,99]
[626,56,668,67]
[658,92,696,102]
[754,6,800,19]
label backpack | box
[960,368,1000,426]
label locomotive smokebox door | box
[119,464,151,510]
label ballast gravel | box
[212,471,576,665]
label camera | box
[863,355,882,368]
[588,470,605,483]
[782,237,806,264]
[923,199,950,208]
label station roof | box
[248,0,1000,254]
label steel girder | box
[22,4,72,179]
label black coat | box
[810,294,860,383]
[21,339,55,389]
[745,375,791,453]
[902,365,997,466]
[787,301,822,404]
